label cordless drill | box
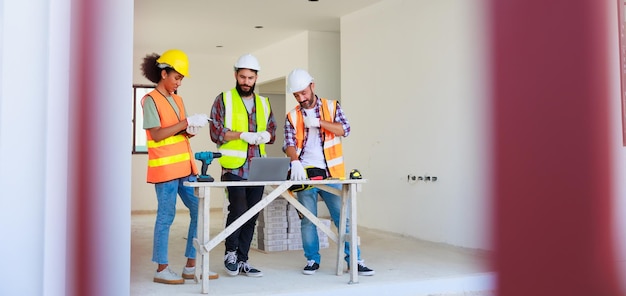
[194,151,222,182]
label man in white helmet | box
[283,68,375,276]
[209,54,276,277]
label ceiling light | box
[254,25,263,29]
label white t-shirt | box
[242,97,254,114]
[300,108,326,169]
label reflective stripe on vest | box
[287,98,345,178]
[142,90,198,183]
[218,89,270,169]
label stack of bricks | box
[250,198,289,252]
[286,203,330,251]
[225,196,330,252]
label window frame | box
[132,84,155,154]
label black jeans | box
[222,172,264,262]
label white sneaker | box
[154,266,184,284]
[224,251,239,276]
[182,266,219,280]
[238,261,263,277]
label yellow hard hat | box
[157,49,190,77]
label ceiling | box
[134,0,382,56]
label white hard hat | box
[234,54,260,71]
[287,69,314,93]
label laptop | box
[247,157,291,181]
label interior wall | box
[308,31,341,101]
[340,0,491,249]
[259,91,286,158]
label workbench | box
[183,179,367,294]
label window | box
[132,85,154,154]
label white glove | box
[240,132,259,144]
[290,160,307,181]
[186,125,200,135]
[256,131,271,144]
[187,113,209,127]
[304,116,320,128]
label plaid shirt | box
[209,92,277,179]
[283,96,350,158]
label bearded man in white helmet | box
[209,54,277,277]
[283,68,375,276]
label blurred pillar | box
[489,0,622,295]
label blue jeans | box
[296,184,361,264]
[152,175,198,264]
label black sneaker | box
[224,251,239,276]
[239,261,263,277]
[357,261,375,276]
[302,260,319,275]
[347,259,375,276]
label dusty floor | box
[130,208,495,296]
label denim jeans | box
[296,183,361,264]
[222,173,264,262]
[152,175,198,264]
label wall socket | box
[407,174,438,183]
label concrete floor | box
[131,208,495,296]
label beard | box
[236,82,256,98]
[300,94,316,109]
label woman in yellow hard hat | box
[139,49,217,284]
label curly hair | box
[140,53,162,84]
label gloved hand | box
[256,131,271,144]
[186,113,209,127]
[304,116,320,128]
[290,160,307,181]
[186,125,200,135]
[240,132,259,145]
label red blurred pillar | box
[67,0,132,295]
[489,0,622,295]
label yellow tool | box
[349,169,362,179]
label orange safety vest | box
[142,90,198,183]
[286,98,345,178]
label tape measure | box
[349,169,362,179]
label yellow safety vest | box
[286,98,345,178]
[218,89,270,169]
[142,90,198,183]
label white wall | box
[340,0,491,249]
[308,31,341,101]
